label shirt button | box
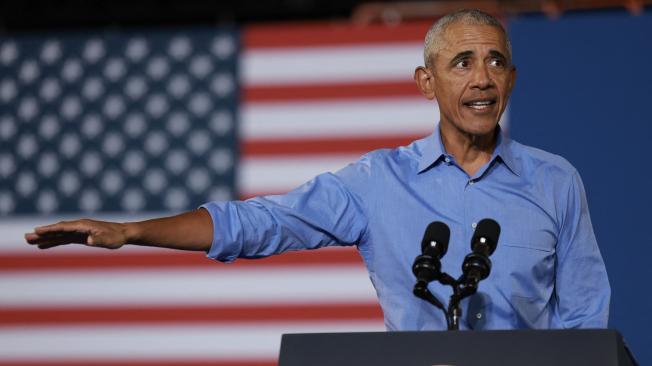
[469,180,475,185]
[444,157,451,164]
[476,313,482,319]
[471,222,477,229]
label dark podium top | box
[279,329,636,366]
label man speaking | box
[25,9,610,331]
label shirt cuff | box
[200,201,238,263]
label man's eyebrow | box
[489,50,508,61]
[449,50,474,65]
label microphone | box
[412,221,450,284]
[470,218,500,256]
[461,219,500,288]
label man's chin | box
[458,119,500,137]
[440,114,500,139]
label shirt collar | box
[417,126,446,173]
[493,129,521,177]
[417,124,522,177]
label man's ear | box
[414,66,436,100]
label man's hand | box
[24,209,213,252]
[25,219,129,250]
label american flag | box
[0,20,437,365]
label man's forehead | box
[439,23,507,55]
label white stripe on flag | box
[242,43,423,86]
[242,97,437,140]
[0,266,376,307]
[0,321,386,361]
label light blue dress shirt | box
[202,126,610,330]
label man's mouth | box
[463,99,497,111]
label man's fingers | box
[29,236,73,249]
[35,235,86,249]
[34,220,91,235]
[37,240,68,250]
[24,232,89,246]
[24,233,40,243]
[25,231,69,244]
[34,222,72,235]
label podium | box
[279,329,636,366]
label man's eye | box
[489,58,505,67]
[454,60,470,68]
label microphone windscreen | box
[421,221,450,257]
[472,218,501,255]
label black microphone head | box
[421,221,450,258]
[471,218,500,255]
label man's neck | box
[439,123,497,177]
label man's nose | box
[470,64,494,90]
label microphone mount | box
[412,219,501,330]
[412,265,480,330]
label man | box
[25,9,610,330]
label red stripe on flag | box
[243,81,420,102]
[242,134,423,157]
[244,20,430,48]
[0,303,383,326]
[0,249,363,272]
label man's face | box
[428,23,515,137]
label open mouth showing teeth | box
[464,100,496,110]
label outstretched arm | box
[24,208,213,251]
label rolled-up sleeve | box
[201,167,369,263]
[554,170,611,328]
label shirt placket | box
[446,154,487,329]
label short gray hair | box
[423,9,512,67]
